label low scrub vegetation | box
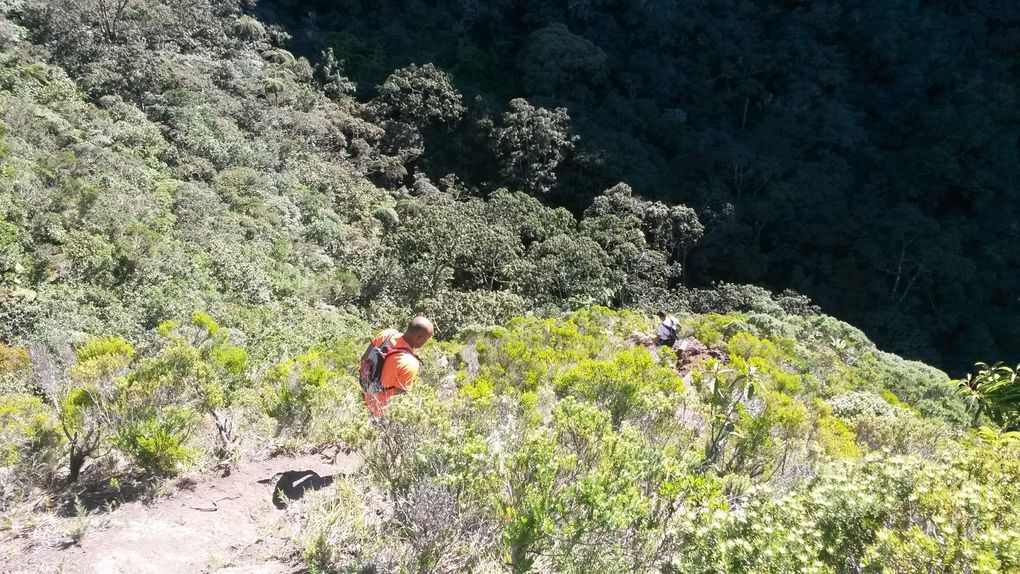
[4,307,1017,572]
[0,3,1017,571]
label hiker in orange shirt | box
[358,316,435,416]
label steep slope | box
[0,3,1018,573]
[281,308,1016,572]
[251,0,1020,371]
[1,0,692,356]
[6,305,1017,572]
[5,1,1014,374]
[1,1,387,356]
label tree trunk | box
[68,448,86,483]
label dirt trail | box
[4,451,358,574]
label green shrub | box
[687,282,786,317]
[829,391,898,419]
[0,344,31,394]
[553,345,684,428]
[806,314,874,351]
[862,351,967,425]
[70,336,134,380]
[724,390,811,479]
[58,383,108,482]
[692,360,758,471]
[464,315,608,393]
[114,406,198,476]
[310,269,362,306]
[291,478,399,573]
[497,398,669,572]
[958,361,1020,430]
[667,437,1020,572]
[745,313,798,340]
[686,313,750,346]
[812,402,862,460]
[262,349,365,447]
[0,394,63,483]
[851,410,953,458]
[0,344,30,376]
[727,331,782,362]
[418,289,526,337]
[231,16,265,43]
[263,351,338,428]
[56,336,135,482]
[517,234,612,305]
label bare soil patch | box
[3,451,358,574]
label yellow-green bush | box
[468,316,607,392]
[69,335,134,382]
[686,313,749,346]
[812,400,862,460]
[263,350,344,428]
[114,406,198,476]
[262,349,366,448]
[554,345,684,428]
[0,344,30,375]
[0,345,32,395]
[724,390,811,479]
[0,394,63,480]
[4,301,1013,573]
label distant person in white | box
[655,311,680,348]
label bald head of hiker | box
[404,316,435,349]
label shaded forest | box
[255,0,1020,373]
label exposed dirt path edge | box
[4,451,358,574]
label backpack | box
[660,317,678,336]
[658,317,679,346]
[359,334,418,394]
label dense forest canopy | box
[253,0,1020,373]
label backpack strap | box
[665,318,679,336]
[378,332,397,353]
[380,333,420,360]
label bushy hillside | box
[253,0,1020,371]
[1,2,1019,573]
[4,305,1018,572]
[2,0,727,354]
[2,0,1017,372]
[287,308,1018,573]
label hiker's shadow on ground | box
[265,470,335,509]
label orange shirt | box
[363,329,420,416]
